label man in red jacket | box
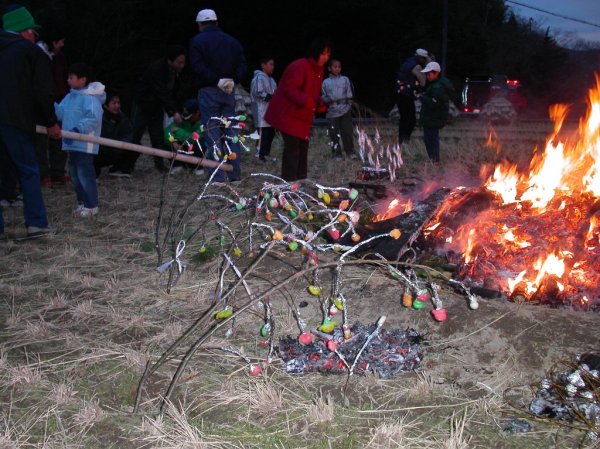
[264,38,331,181]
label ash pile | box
[278,322,422,378]
[530,353,600,440]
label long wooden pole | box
[35,125,233,172]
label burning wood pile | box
[363,75,600,310]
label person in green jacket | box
[418,61,450,163]
[164,99,205,175]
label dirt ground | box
[1,123,598,448]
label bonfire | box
[415,74,600,310]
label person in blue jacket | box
[55,63,105,217]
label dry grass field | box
[0,118,598,448]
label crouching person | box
[164,98,205,176]
[55,63,105,217]
[95,89,133,178]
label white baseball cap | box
[415,48,429,57]
[421,61,441,73]
[196,9,217,22]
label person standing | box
[55,63,105,217]
[35,24,69,186]
[190,9,246,182]
[418,61,450,164]
[396,48,430,144]
[264,38,331,182]
[0,6,61,239]
[250,56,277,163]
[321,58,355,159]
[110,46,185,177]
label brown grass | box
[0,120,594,448]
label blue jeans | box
[0,124,49,234]
[198,87,241,182]
[68,151,98,208]
[423,127,440,162]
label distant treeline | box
[10,0,600,117]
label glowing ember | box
[424,74,600,309]
[498,225,531,248]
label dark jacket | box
[99,110,132,158]
[419,77,450,129]
[133,58,180,116]
[51,51,69,102]
[189,25,246,88]
[0,30,57,133]
[37,41,69,102]
[397,56,420,84]
[264,58,324,140]
[101,110,132,144]
[396,55,424,98]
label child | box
[164,98,204,176]
[250,56,277,162]
[55,63,105,217]
[95,89,133,177]
[321,58,355,159]
[417,61,450,164]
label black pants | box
[258,127,276,157]
[423,127,440,162]
[35,133,67,180]
[327,110,354,156]
[281,132,308,181]
[396,94,416,144]
[112,102,165,174]
[94,146,125,177]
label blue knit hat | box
[3,6,40,33]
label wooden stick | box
[35,125,233,172]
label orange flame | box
[426,74,600,305]
[485,126,502,155]
[373,198,413,222]
[463,229,476,264]
[507,252,567,296]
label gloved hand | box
[63,127,79,146]
[264,93,272,102]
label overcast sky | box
[506,0,600,44]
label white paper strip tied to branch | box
[156,240,187,274]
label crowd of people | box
[0,5,454,240]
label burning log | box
[344,187,452,260]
